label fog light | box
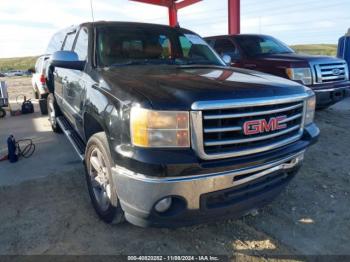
[155,197,172,213]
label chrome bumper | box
[111,151,305,216]
[313,86,349,93]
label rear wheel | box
[85,132,124,224]
[47,93,62,133]
[0,108,6,118]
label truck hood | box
[255,52,345,64]
[100,65,309,110]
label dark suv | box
[45,22,319,227]
[205,34,350,109]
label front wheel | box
[47,93,62,133]
[85,132,124,224]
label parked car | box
[46,22,319,227]
[5,70,24,77]
[205,34,350,109]
[32,55,50,114]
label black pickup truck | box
[46,22,319,227]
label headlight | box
[305,95,316,125]
[130,107,190,148]
[286,68,312,85]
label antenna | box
[90,0,95,23]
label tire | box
[39,98,48,115]
[47,93,62,133]
[0,108,6,118]
[85,132,124,224]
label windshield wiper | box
[108,59,177,67]
[108,61,148,67]
[175,59,216,66]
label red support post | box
[228,0,240,35]
[130,0,202,27]
[168,3,178,27]
[175,0,201,10]
[130,0,171,7]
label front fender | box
[83,85,133,162]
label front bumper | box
[111,122,319,227]
[112,151,304,227]
[311,81,350,108]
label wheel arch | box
[83,112,107,142]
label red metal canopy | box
[131,0,240,34]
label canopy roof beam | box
[131,0,241,33]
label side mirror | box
[222,54,232,65]
[50,51,85,71]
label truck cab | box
[205,34,350,109]
[46,22,319,227]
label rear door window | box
[74,28,89,61]
[63,32,77,51]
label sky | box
[0,0,349,58]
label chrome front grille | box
[191,95,308,160]
[314,62,349,84]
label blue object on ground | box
[7,135,18,163]
[337,29,350,75]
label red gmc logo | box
[243,116,287,135]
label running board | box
[56,116,85,161]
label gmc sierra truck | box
[46,22,319,227]
[205,34,350,109]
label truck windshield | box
[96,25,224,67]
[235,35,294,57]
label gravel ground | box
[0,77,349,259]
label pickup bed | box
[46,22,319,227]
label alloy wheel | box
[88,147,112,212]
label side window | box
[179,35,218,62]
[74,28,88,61]
[63,32,76,51]
[179,36,192,57]
[214,38,240,59]
[259,39,281,54]
[46,31,65,54]
[159,35,171,58]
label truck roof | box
[65,21,194,33]
[205,34,273,39]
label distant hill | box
[0,56,38,71]
[0,44,339,71]
[290,44,337,57]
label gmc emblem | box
[243,116,287,135]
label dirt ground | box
[0,77,349,259]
